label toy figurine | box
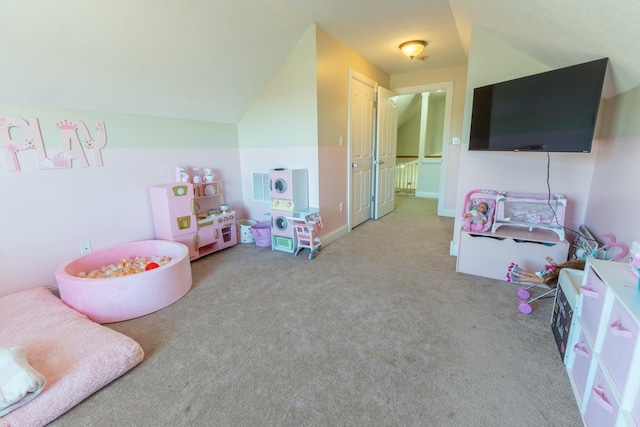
[192,168,202,183]
[177,167,189,183]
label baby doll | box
[463,202,489,231]
[506,256,586,287]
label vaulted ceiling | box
[1,0,638,124]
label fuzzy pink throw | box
[0,287,144,426]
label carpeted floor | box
[50,196,582,426]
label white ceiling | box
[1,0,638,124]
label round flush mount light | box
[399,40,427,59]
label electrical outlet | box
[80,241,92,254]
[339,136,343,146]
[339,202,343,212]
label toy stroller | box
[292,213,323,259]
[507,257,588,314]
[508,262,558,314]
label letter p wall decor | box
[0,116,107,172]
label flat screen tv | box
[469,58,608,153]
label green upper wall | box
[0,103,237,149]
[599,84,640,138]
[316,26,390,149]
[237,26,318,149]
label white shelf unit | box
[565,258,640,426]
[552,268,584,365]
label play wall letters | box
[0,116,107,172]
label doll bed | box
[491,192,567,240]
[0,286,144,426]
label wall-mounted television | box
[469,58,608,153]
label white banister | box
[395,158,418,195]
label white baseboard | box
[415,191,438,199]
[321,224,349,247]
[450,241,459,256]
[439,208,456,218]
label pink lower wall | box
[0,147,242,296]
[585,135,640,254]
[585,85,640,255]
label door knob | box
[352,162,358,168]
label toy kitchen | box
[149,167,237,260]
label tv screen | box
[469,58,608,153]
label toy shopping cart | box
[291,213,323,259]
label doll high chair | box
[292,213,323,259]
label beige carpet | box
[50,196,582,426]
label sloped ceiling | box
[1,0,638,124]
[448,0,640,97]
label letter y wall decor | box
[0,116,107,172]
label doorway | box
[394,82,454,217]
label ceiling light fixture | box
[399,40,427,59]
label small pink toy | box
[599,233,629,261]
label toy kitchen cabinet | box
[149,182,237,260]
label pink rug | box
[0,287,144,426]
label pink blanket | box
[0,287,144,426]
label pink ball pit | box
[55,240,192,323]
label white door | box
[373,87,397,219]
[349,71,375,229]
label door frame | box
[394,81,454,217]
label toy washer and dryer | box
[269,168,322,259]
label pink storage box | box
[569,329,592,402]
[580,268,608,344]
[583,366,619,426]
[600,298,639,395]
[55,240,192,323]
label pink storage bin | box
[600,298,639,395]
[580,267,608,344]
[569,329,593,402]
[583,366,619,427]
[55,240,192,323]
[250,221,272,247]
